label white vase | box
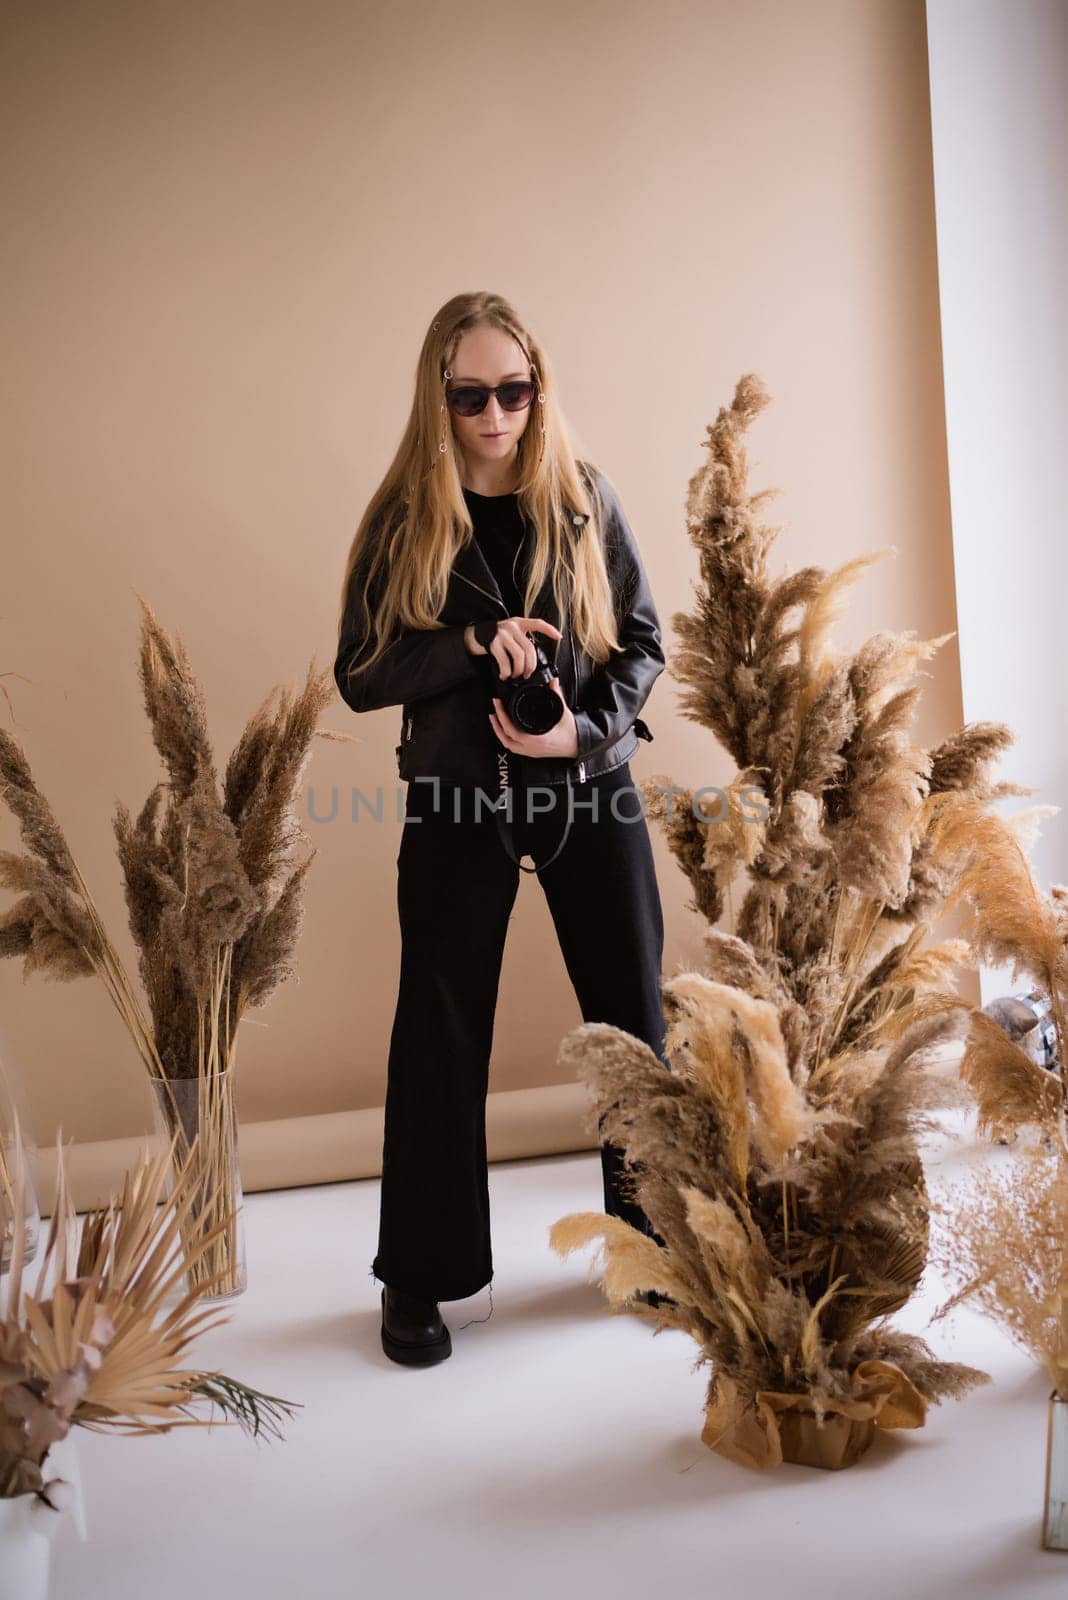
[0,1432,88,1600]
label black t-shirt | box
[462,486,528,618]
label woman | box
[334,291,669,1367]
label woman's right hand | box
[464,617,562,680]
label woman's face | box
[445,323,533,472]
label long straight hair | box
[337,291,621,690]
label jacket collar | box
[450,505,589,634]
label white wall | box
[926,0,1068,1000]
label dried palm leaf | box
[0,1121,300,1502]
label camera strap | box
[492,749,575,873]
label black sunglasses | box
[444,377,537,418]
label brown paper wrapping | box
[701,1360,929,1471]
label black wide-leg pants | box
[370,758,669,1303]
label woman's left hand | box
[489,674,580,759]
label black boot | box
[634,1288,674,1308]
[601,1146,676,1311]
[380,1285,453,1366]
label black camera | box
[486,632,564,735]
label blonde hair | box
[337,291,622,690]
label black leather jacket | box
[333,463,664,790]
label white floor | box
[49,1116,1067,1600]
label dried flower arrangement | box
[922,797,1068,1545]
[549,375,999,1469]
[924,797,1067,1141]
[1,1119,300,1512]
[0,597,338,1296]
[932,1137,1067,1398]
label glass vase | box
[149,1066,246,1301]
[1044,1390,1068,1550]
[0,1045,40,1273]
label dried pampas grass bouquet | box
[0,595,339,1296]
[550,376,997,1470]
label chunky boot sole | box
[380,1287,453,1366]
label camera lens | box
[507,681,564,734]
[494,633,564,735]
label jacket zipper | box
[458,522,525,614]
[569,619,586,783]
[568,512,590,784]
[456,570,509,613]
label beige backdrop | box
[0,0,971,1200]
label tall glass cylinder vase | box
[1045,1390,1068,1550]
[0,1044,40,1273]
[149,1066,246,1301]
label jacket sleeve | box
[333,529,481,714]
[571,473,665,764]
